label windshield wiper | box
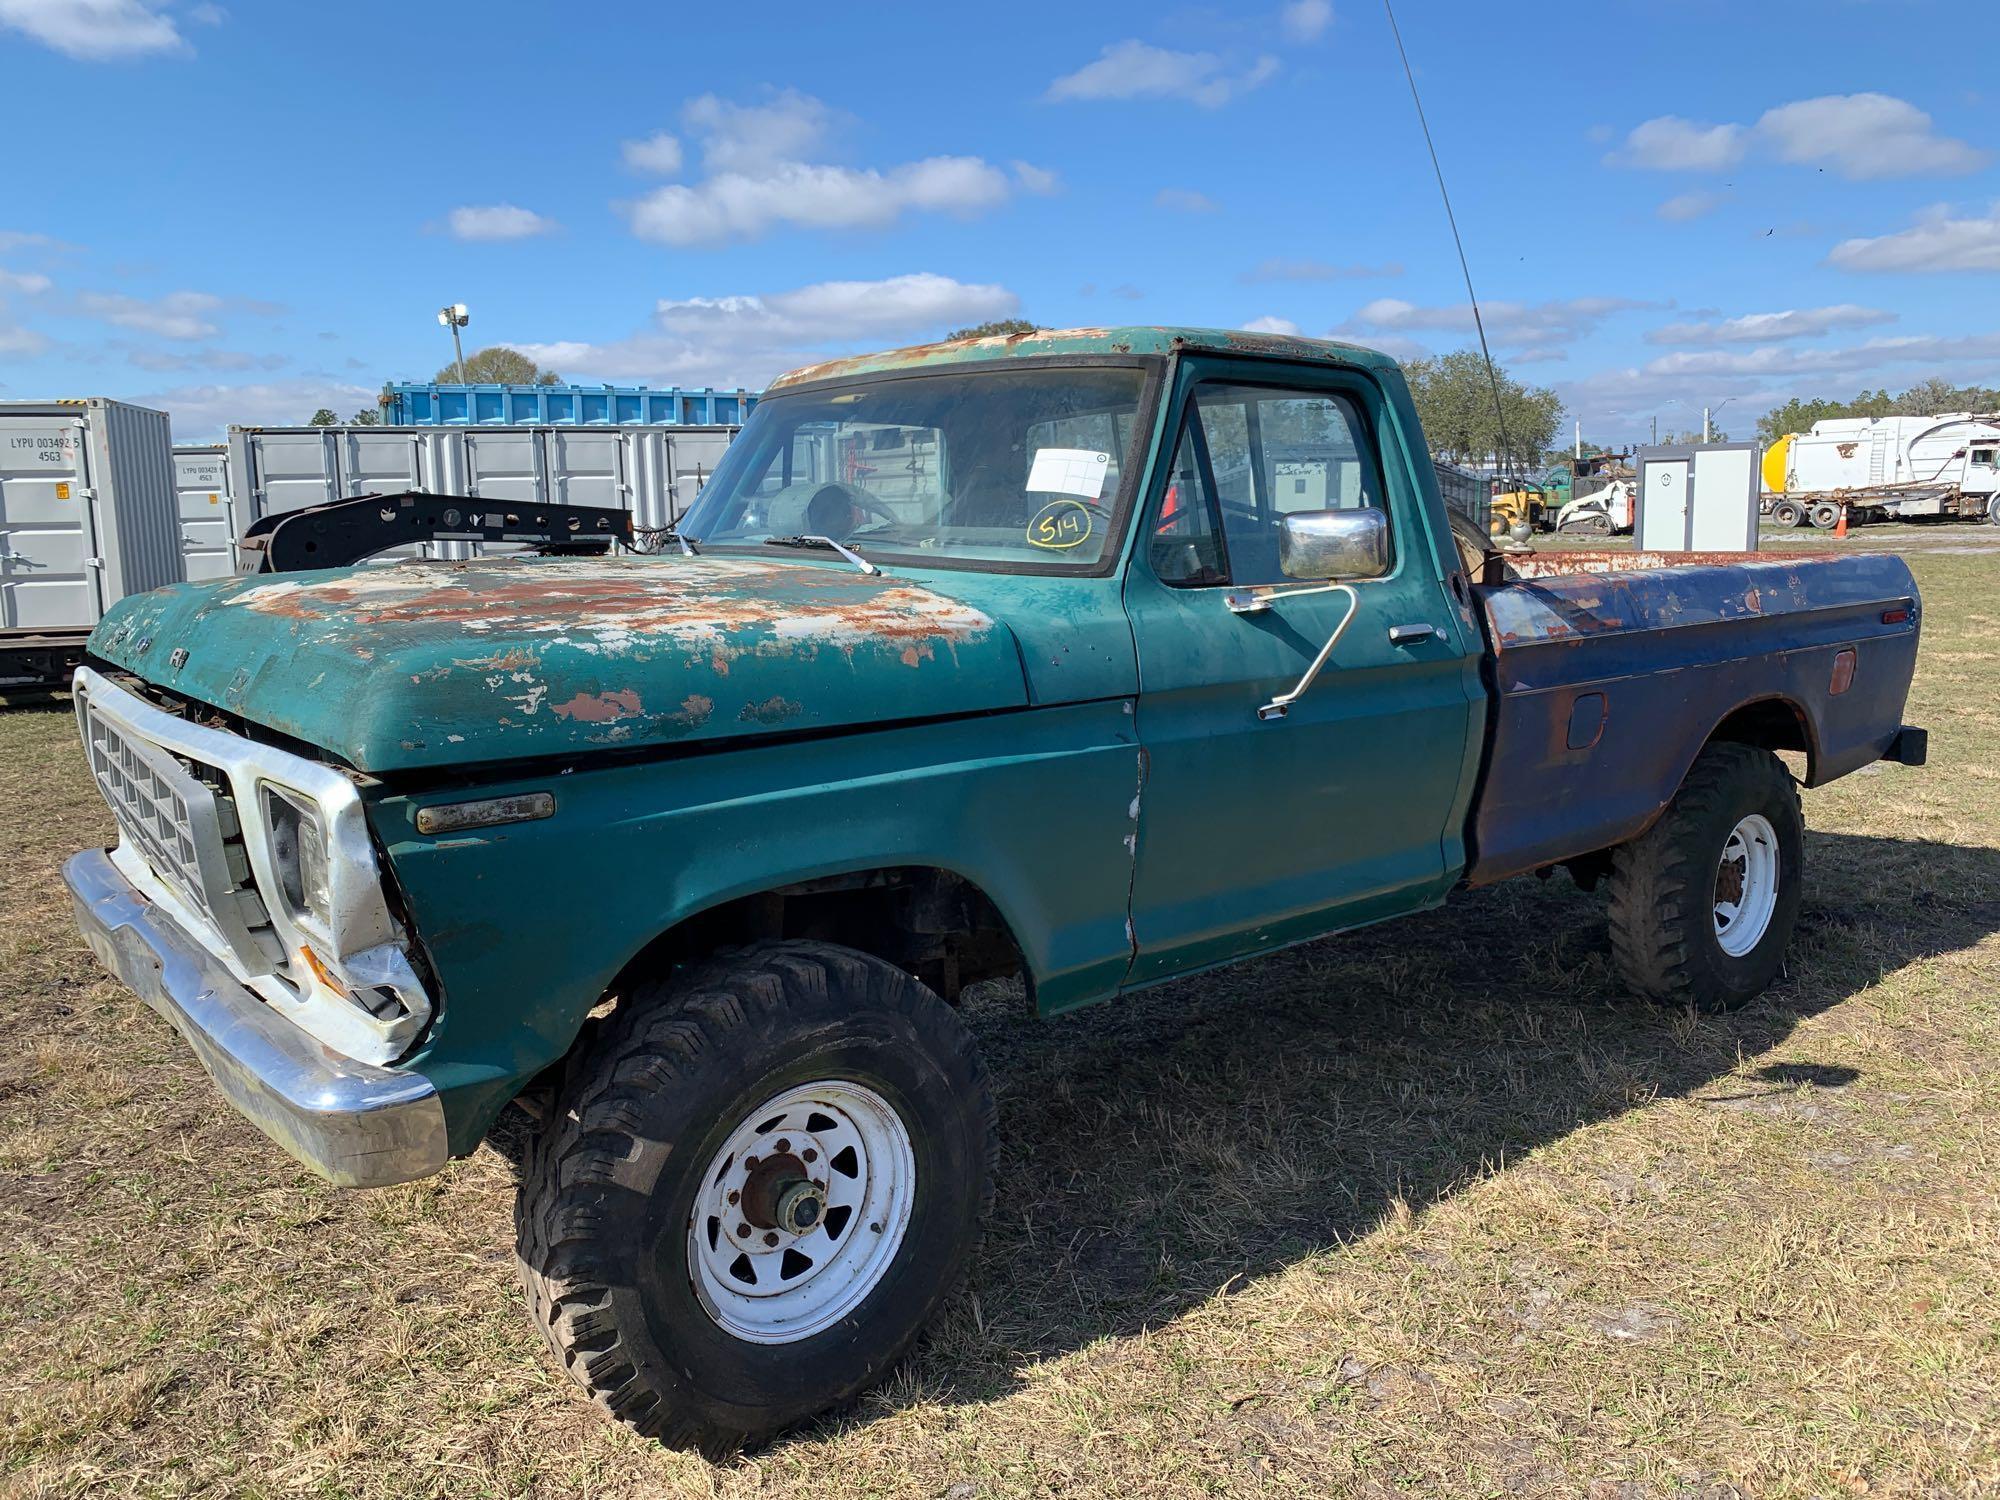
[764,534,880,575]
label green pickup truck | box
[65,327,1926,1451]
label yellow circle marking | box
[1026,498,1094,550]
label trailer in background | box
[1,399,182,694]
[222,424,740,567]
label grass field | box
[2,539,1996,1498]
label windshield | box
[679,363,1154,571]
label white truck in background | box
[1764,412,2000,529]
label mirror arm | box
[1224,581,1347,614]
[1236,582,1361,721]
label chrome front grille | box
[79,695,277,975]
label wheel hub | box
[687,1080,916,1345]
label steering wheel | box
[805,482,899,537]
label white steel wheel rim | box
[1713,813,1780,958]
[687,1079,916,1345]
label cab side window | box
[1149,382,1386,587]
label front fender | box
[370,700,1142,1154]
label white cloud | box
[621,90,1014,247]
[1345,295,1649,346]
[0,267,51,294]
[124,346,287,373]
[626,157,1010,247]
[1241,316,1302,336]
[1657,190,1728,222]
[620,131,684,175]
[1046,40,1278,109]
[1280,0,1332,42]
[133,379,376,441]
[683,89,836,173]
[0,322,49,356]
[1758,94,1988,181]
[1828,203,2000,273]
[77,289,222,339]
[1240,257,1402,283]
[0,229,74,252]
[1648,305,1895,346]
[445,204,558,241]
[0,0,187,59]
[1610,93,1988,180]
[1013,160,1061,195]
[1607,116,1747,172]
[1640,331,2000,381]
[1155,187,1219,213]
[514,272,1018,388]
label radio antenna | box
[1382,0,1517,481]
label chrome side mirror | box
[1278,509,1391,581]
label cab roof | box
[767,325,1402,391]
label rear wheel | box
[1808,501,1841,529]
[1607,743,1804,1012]
[1769,499,1803,528]
[516,940,996,1453]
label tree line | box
[1756,377,2000,444]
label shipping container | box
[384,382,759,428]
[1,398,182,693]
[223,424,742,567]
[172,444,235,581]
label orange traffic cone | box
[1833,503,1849,540]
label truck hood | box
[89,555,1028,773]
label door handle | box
[1388,622,1435,645]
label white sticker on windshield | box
[1027,447,1111,500]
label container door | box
[1637,458,1690,549]
[0,416,100,628]
[546,430,628,512]
[338,430,425,498]
[462,429,545,504]
[174,449,234,581]
[248,431,339,522]
[1689,448,1756,550]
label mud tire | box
[516,940,996,1454]
[1607,744,1804,1012]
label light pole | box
[1703,397,1735,444]
[437,303,470,384]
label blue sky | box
[0,0,1994,443]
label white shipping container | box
[0,399,182,630]
[172,444,236,581]
[224,424,740,567]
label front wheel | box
[1769,499,1803,528]
[516,941,996,1453]
[1987,494,2000,526]
[1607,743,1804,1012]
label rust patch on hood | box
[551,688,644,723]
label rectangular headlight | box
[262,785,331,927]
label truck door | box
[1121,363,1484,986]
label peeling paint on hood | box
[89,554,1029,773]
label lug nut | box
[802,1149,817,1163]
[763,1231,779,1246]
[737,1223,751,1238]
[727,1189,740,1205]
[744,1155,759,1170]
[775,1138,790,1153]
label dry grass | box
[3,548,1997,1498]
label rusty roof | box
[767,326,1401,390]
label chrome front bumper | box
[65,847,449,1188]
